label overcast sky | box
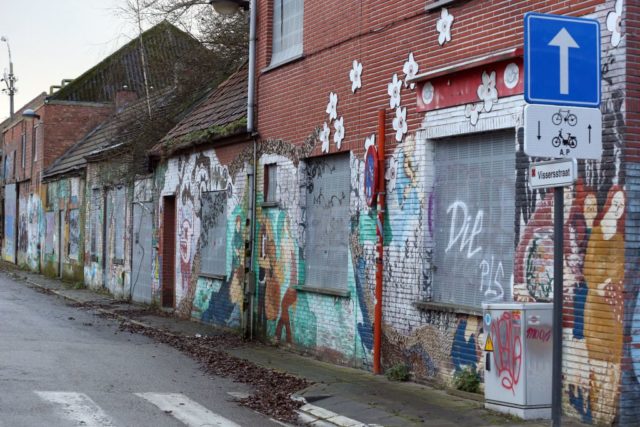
[0,0,140,121]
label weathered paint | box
[3,183,17,263]
[155,148,251,324]
[40,178,84,282]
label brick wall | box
[251,0,636,425]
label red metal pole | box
[373,109,385,374]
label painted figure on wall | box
[179,215,193,292]
[583,185,625,421]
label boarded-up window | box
[200,191,227,277]
[114,186,126,262]
[264,163,277,203]
[271,0,304,65]
[90,189,100,260]
[432,131,515,308]
[304,153,350,291]
[68,209,80,260]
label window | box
[303,153,350,294]
[200,190,228,278]
[32,125,38,162]
[271,0,304,65]
[21,133,26,169]
[113,186,126,262]
[90,189,100,261]
[264,163,277,204]
[431,131,515,308]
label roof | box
[149,62,248,157]
[0,92,47,132]
[48,21,207,103]
[42,86,183,180]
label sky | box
[0,0,140,121]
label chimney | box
[115,85,138,112]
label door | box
[102,192,109,288]
[58,210,64,277]
[132,202,153,303]
[161,196,176,308]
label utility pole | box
[1,36,17,119]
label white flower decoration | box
[364,134,375,151]
[385,155,398,193]
[403,53,419,89]
[606,0,623,48]
[503,63,519,89]
[464,102,482,126]
[477,71,498,112]
[333,116,345,149]
[421,81,434,105]
[349,60,363,93]
[326,92,338,121]
[387,73,402,109]
[436,8,454,46]
[392,107,407,142]
[320,122,330,153]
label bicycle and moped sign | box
[523,104,602,159]
[523,12,602,160]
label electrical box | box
[482,303,553,419]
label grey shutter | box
[304,153,350,290]
[200,191,228,277]
[432,131,515,307]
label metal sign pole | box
[552,186,564,426]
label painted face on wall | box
[179,218,192,264]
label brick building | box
[170,0,632,424]
[2,21,214,278]
[1,92,112,268]
[148,64,251,321]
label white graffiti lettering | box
[479,256,505,301]
[445,201,483,258]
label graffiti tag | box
[445,201,483,258]
[526,327,551,343]
[491,311,522,394]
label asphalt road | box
[0,272,279,427]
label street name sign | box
[529,159,577,190]
[524,104,602,159]
[524,13,600,107]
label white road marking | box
[136,392,241,427]
[35,391,115,427]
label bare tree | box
[116,0,248,79]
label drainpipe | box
[373,109,385,374]
[247,0,256,134]
[246,0,257,339]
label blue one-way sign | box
[524,13,601,108]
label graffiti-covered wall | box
[40,177,85,282]
[83,158,132,297]
[154,144,252,325]
[3,183,16,263]
[250,0,636,424]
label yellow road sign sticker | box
[485,334,494,352]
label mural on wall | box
[157,149,248,327]
[3,183,16,263]
[512,3,627,423]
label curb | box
[292,394,382,427]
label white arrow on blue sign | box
[524,13,601,108]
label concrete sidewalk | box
[1,263,586,427]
